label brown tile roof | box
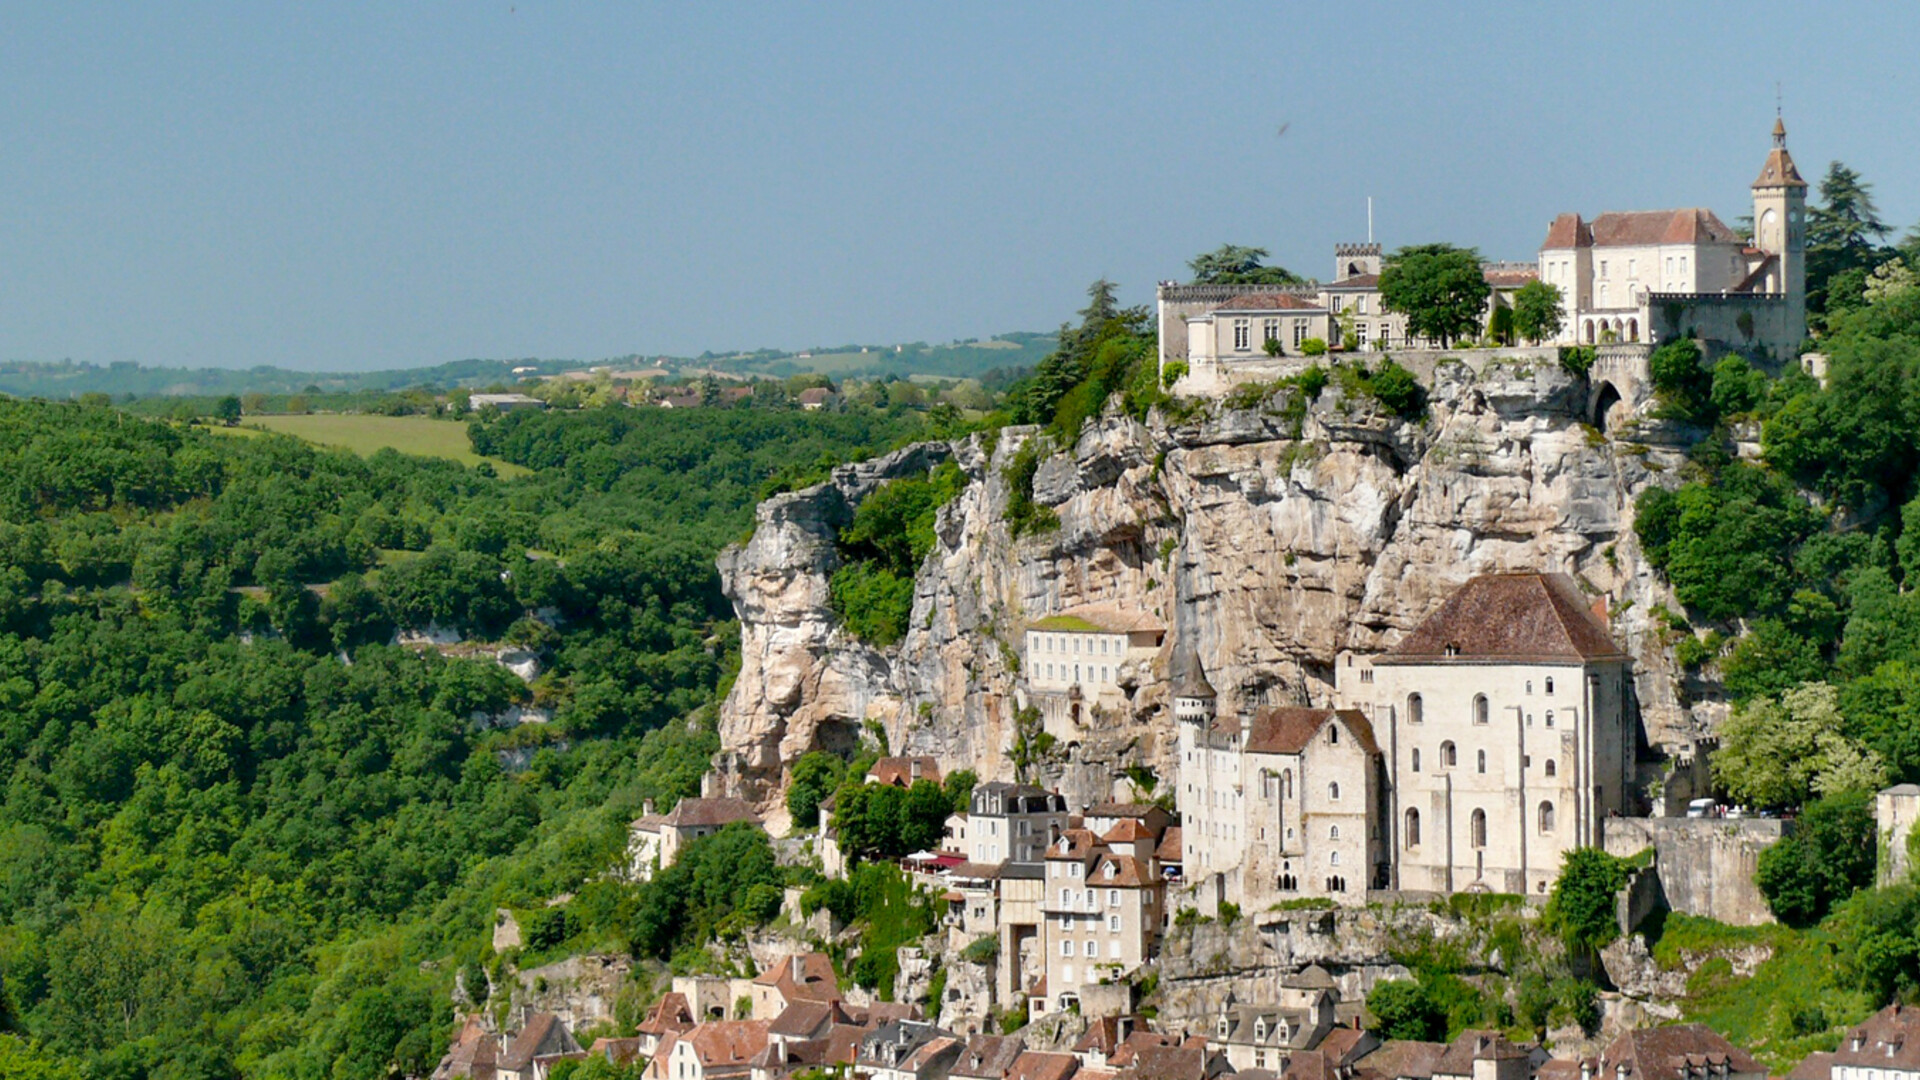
[1354,1040,1448,1080]
[1090,853,1158,887]
[1382,572,1627,664]
[665,797,763,829]
[679,1021,771,1070]
[1047,828,1102,861]
[500,1013,583,1071]
[1155,827,1182,863]
[639,992,696,1036]
[752,952,841,1005]
[1601,1025,1761,1080]
[868,756,942,787]
[1126,1045,1225,1080]
[1587,209,1740,248]
[1542,213,1593,250]
[1215,293,1326,312]
[1244,707,1380,757]
[797,387,836,405]
[1318,1029,1375,1068]
[435,1019,501,1080]
[1785,1053,1833,1080]
[1109,1032,1177,1069]
[1831,1004,1920,1072]
[1009,1052,1080,1080]
[907,1037,964,1073]
[1754,120,1807,189]
[770,1000,838,1039]
[956,1034,1028,1079]
[1103,819,1152,843]
[589,1038,646,1066]
[1435,1031,1531,1076]
[1285,1050,1330,1080]
[1534,1061,1584,1080]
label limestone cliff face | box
[716,356,1708,815]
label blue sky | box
[0,2,1913,370]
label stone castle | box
[1157,117,1809,397]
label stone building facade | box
[1539,117,1807,359]
[1024,605,1166,735]
[1176,572,1633,904]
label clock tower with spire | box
[1752,114,1808,340]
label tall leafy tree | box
[1187,245,1304,286]
[1809,162,1892,318]
[1378,244,1490,347]
[1511,280,1566,345]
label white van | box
[1686,798,1717,818]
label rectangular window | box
[1109,889,1120,906]
[1084,940,1096,957]
[1628,258,1637,278]
[1233,319,1251,351]
[1355,322,1369,346]
[1599,260,1608,277]
[1110,940,1122,958]
[1357,295,1369,315]
[1061,939,1072,956]
[1293,320,1308,347]
[1264,319,1280,344]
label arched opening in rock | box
[1592,381,1623,433]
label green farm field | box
[242,412,531,475]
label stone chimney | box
[792,955,805,982]
[910,759,922,780]
[643,799,656,817]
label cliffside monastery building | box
[1175,572,1633,905]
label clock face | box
[1763,209,1779,228]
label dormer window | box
[1105,863,1117,879]
[1444,643,1460,657]
[1218,1019,1230,1038]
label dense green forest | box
[0,400,928,1080]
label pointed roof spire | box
[1754,114,1806,190]
[1172,649,1216,699]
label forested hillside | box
[0,400,926,1080]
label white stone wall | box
[1361,658,1631,895]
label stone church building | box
[1176,572,1634,906]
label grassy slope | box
[242,413,531,476]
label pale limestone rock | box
[715,362,1705,810]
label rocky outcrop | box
[716,357,1705,811]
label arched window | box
[1329,825,1341,841]
[1544,759,1557,778]
[1473,695,1489,725]
[1405,809,1421,849]
[1539,801,1556,834]
[1476,749,1487,774]
[1411,748,1422,773]
[1526,680,1533,695]
[1326,875,1346,893]
[1328,725,1339,745]
[1544,710,1555,729]
[1330,850,1341,866]
[1408,694,1424,725]
[1470,809,1487,849]
[1441,741,1456,768]
[1282,769,1293,799]
[1545,676,1555,695]
[1329,782,1341,801]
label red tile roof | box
[752,952,841,1005]
[1009,1051,1081,1080]
[1542,214,1593,250]
[868,756,942,788]
[1600,1025,1761,1080]
[683,1021,771,1070]
[1587,209,1741,248]
[1382,573,1627,664]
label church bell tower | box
[1752,114,1808,337]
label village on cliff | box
[432,119,1919,1080]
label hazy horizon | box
[3,2,1915,371]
